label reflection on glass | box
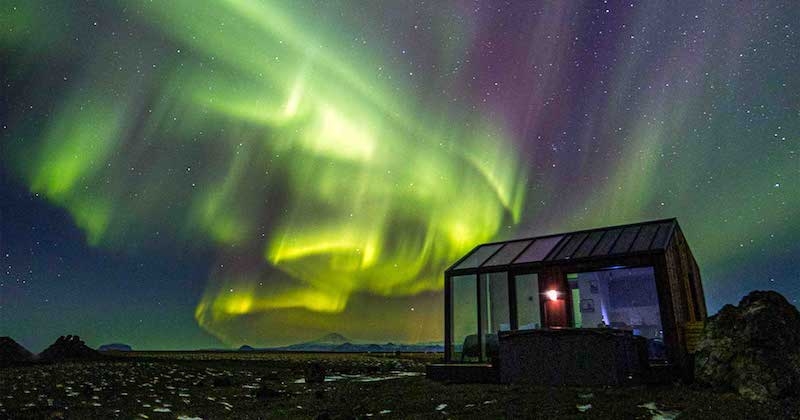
[450,275,478,362]
[631,223,660,251]
[482,240,532,267]
[454,244,503,270]
[515,273,541,330]
[480,272,509,362]
[650,222,673,249]
[568,267,665,359]
[591,228,622,256]
[573,230,606,258]
[610,226,641,254]
[513,235,563,263]
[554,232,589,260]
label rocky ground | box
[1,352,798,419]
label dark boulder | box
[39,335,101,361]
[315,412,332,420]
[255,386,281,401]
[212,376,234,387]
[0,336,34,366]
[694,290,800,401]
[304,362,326,383]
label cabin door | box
[544,299,568,327]
[541,272,569,328]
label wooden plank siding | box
[661,225,707,375]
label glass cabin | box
[443,218,706,372]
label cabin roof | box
[446,218,678,273]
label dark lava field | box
[1,352,797,419]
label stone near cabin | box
[81,384,94,397]
[0,336,34,366]
[304,362,326,383]
[255,386,281,401]
[212,376,234,387]
[694,290,800,401]
[39,335,100,361]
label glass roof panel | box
[631,223,660,251]
[453,243,504,270]
[481,240,533,267]
[513,235,564,263]
[591,228,623,256]
[553,232,590,260]
[650,222,674,249]
[610,226,642,254]
[572,230,606,258]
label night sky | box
[1,1,798,352]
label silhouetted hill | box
[0,336,34,366]
[39,335,100,361]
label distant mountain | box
[98,343,133,352]
[239,345,255,351]
[309,333,350,345]
[272,333,443,353]
[0,336,34,366]
[39,335,100,361]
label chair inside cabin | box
[461,334,499,362]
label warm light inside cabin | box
[546,289,559,301]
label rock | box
[0,336,34,366]
[238,345,255,351]
[255,387,280,401]
[97,343,133,352]
[81,384,93,397]
[304,362,326,384]
[314,412,331,420]
[694,290,800,401]
[212,376,233,387]
[39,335,100,361]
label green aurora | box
[1,0,797,348]
[3,0,526,345]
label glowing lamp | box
[546,290,559,301]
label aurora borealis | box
[1,1,798,351]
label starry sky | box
[1,1,798,352]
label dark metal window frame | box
[444,259,666,363]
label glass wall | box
[449,275,478,361]
[568,267,665,359]
[480,272,509,361]
[514,273,542,330]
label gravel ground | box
[1,352,797,419]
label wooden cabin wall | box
[664,228,701,324]
[663,225,708,375]
[671,226,707,322]
[689,254,707,319]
